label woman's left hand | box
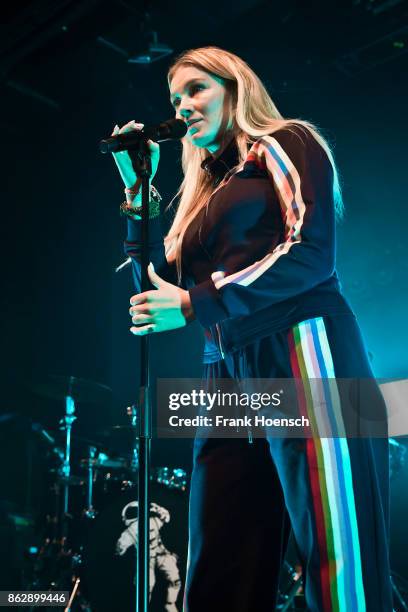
[129,264,195,335]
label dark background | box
[1,0,407,593]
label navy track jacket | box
[125,125,353,363]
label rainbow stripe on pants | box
[288,317,366,611]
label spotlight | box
[127,30,173,64]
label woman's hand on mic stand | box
[111,120,160,189]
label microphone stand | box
[128,141,152,612]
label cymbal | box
[80,455,129,470]
[98,425,192,437]
[31,375,112,404]
[8,513,35,528]
[96,425,136,438]
[57,474,86,486]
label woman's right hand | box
[111,120,160,189]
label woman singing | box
[112,46,392,612]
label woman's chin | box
[190,135,209,148]
[189,131,217,150]
[189,129,203,142]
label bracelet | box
[120,200,160,219]
[124,178,142,197]
[120,184,162,219]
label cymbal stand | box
[59,395,76,532]
[84,446,97,519]
[27,397,79,603]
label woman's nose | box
[177,111,193,125]
[178,100,194,119]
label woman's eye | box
[191,84,204,95]
[172,84,204,108]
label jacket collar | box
[200,137,240,184]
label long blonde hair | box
[165,46,343,277]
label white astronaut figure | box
[116,500,182,612]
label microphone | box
[100,118,187,153]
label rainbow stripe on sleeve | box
[210,136,306,290]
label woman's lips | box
[188,120,201,130]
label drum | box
[82,477,189,612]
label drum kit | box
[14,374,408,611]
[25,375,189,612]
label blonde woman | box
[113,47,392,611]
